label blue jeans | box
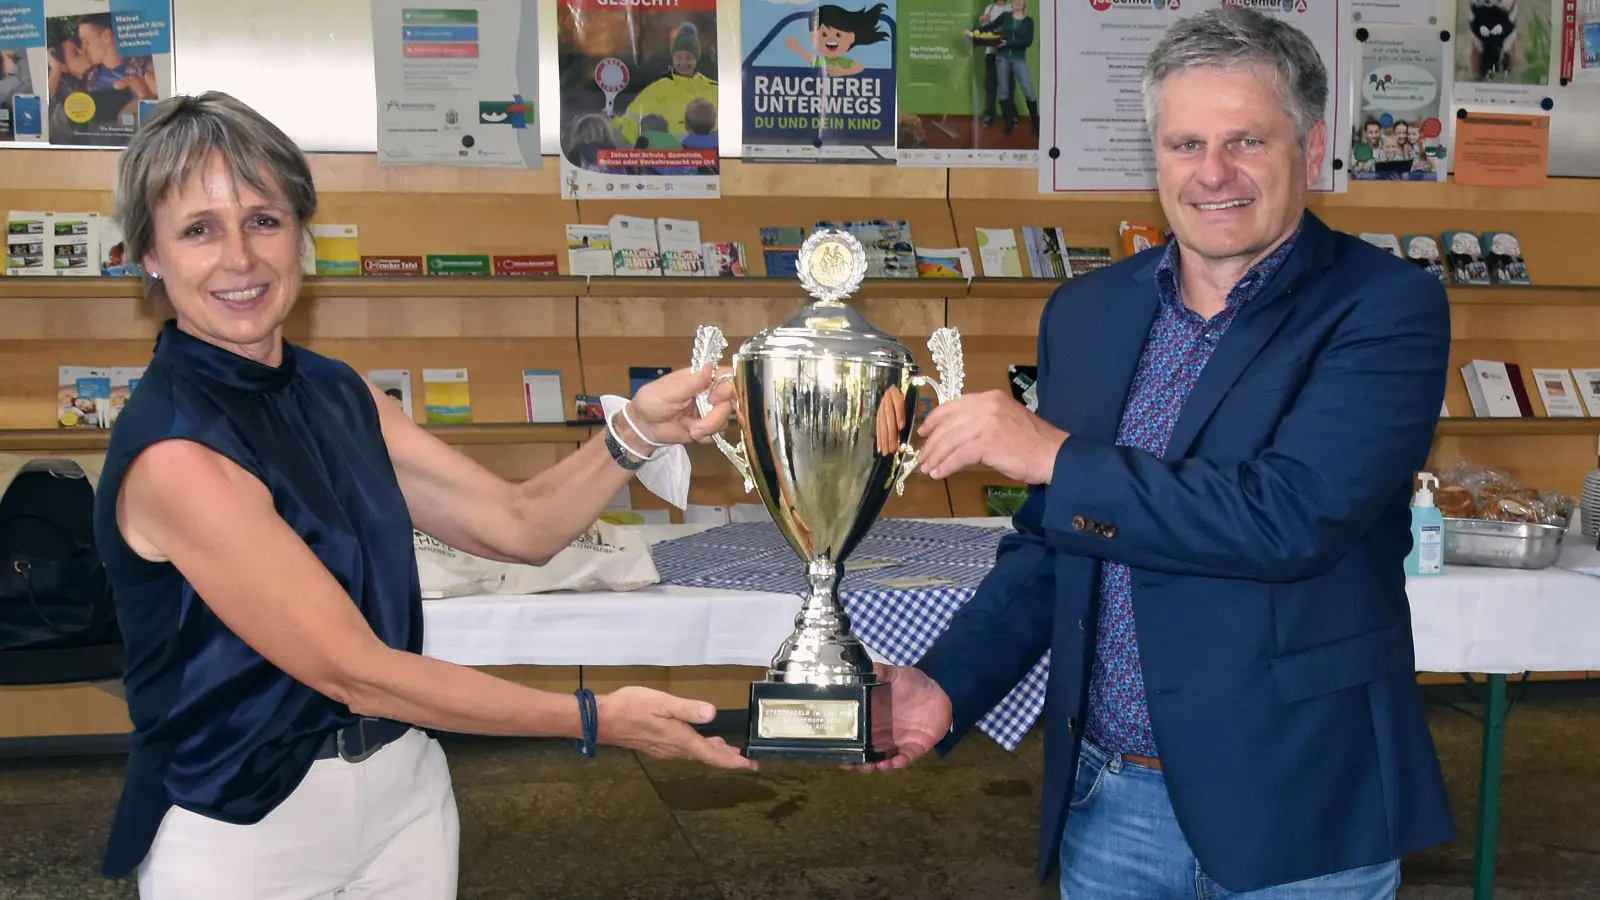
[1060,741,1401,899]
[995,55,1036,103]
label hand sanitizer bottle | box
[1405,472,1444,576]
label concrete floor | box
[1,690,1596,899]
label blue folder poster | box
[37,0,173,147]
[740,0,898,164]
[0,0,46,142]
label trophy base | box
[743,679,895,764]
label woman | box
[95,91,755,899]
[612,21,717,146]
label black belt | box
[315,717,411,762]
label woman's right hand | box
[595,686,758,771]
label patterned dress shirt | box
[1084,227,1301,757]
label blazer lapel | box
[1069,278,1159,443]
[1161,285,1299,461]
[1162,215,1335,461]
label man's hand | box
[915,390,1068,483]
[845,664,953,773]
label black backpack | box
[0,459,122,683]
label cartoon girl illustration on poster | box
[740,0,897,161]
[782,3,890,77]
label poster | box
[0,2,47,142]
[1350,25,1451,180]
[1351,0,1441,27]
[557,0,720,198]
[1558,0,1598,84]
[1452,0,1551,106]
[1041,0,1351,195]
[741,0,898,163]
[371,0,542,168]
[38,0,170,147]
[897,0,1039,167]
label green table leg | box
[1473,673,1508,900]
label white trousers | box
[137,728,460,900]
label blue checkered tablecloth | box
[651,520,1049,751]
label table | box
[1405,541,1600,900]
[420,518,1600,900]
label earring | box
[150,271,161,280]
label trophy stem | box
[766,559,877,686]
[796,559,850,634]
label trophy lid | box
[741,229,915,366]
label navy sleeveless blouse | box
[92,320,422,879]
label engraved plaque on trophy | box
[690,229,964,763]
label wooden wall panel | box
[0,336,583,430]
[0,148,568,196]
[457,443,583,483]
[947,296,1046,398]
[302,337,582,424]
[484,665,582,694]
[0,684,132,738]
[1427,433,1598,498]
[947,467,1025,518]
[312,192,575,263]
[579,160,956,275]
[580,664,768,711]
[1434,300,1600,496]
[951,170,1600,287]
[0,340,164,430]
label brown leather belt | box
[1120,752,1162,770]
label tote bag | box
[414,520,660,599]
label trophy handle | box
[691,324,757,494]
[892,327,964,495]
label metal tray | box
[1442,517,1567,570]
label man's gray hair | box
[1141,6,1328,146]
[114,91,316,304]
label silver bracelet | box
[605,408,658,462]
[620,403,670,449]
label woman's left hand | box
[627,366,736,446]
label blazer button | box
[1102,524,1117,538]
[1078,618,1086,631]
[1067,717,1077,733]
[1071,515,1087,531]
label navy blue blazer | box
[915,212,1455,892]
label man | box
[76,14,156,100]
[856,7,1454,898]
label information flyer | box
[557,0,721,198]
[21,0,172,147]
[0,1,48,142]
[897,0,1039,167]
[1350,25,1451,182]
[1041,0,1351,194]
[740,0,898,163]
[372,0,542,168]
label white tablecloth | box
[420,519,1600,675]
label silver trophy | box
[690,229,964,763]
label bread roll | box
[1435,485,1477,518]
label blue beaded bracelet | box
[575,688,598,758]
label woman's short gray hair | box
[1141,6,1328,147]
[114,91,316,303]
